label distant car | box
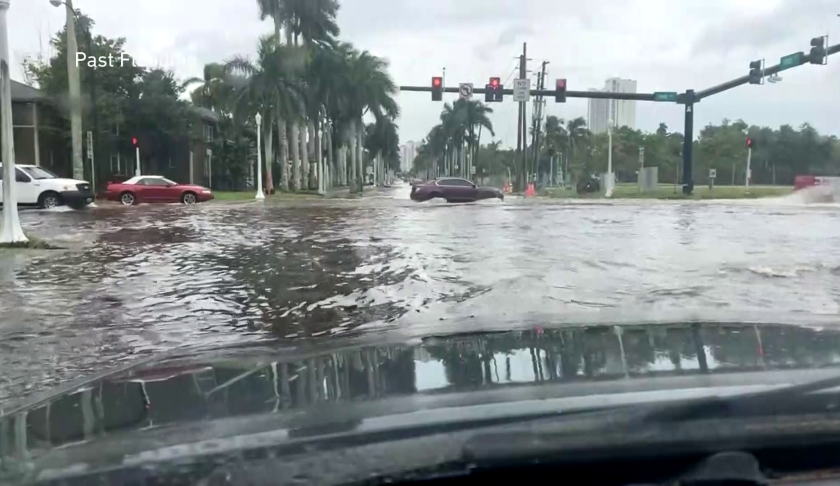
[410,177,504,203]
[0,163,93,209]
[104,176,214,206]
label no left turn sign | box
[459,83,473,100]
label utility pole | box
[532,60,548,184]
[515,42,528,192]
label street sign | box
[513,78,530,102]
[366,166,373,175]
[470,165,476,175]
[458,83,473,100]
[86,131,93,160]
[779,52,804,71]
[709,169,717,178]
[653,92,678,102]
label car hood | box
[47,178,89,187]
[4,320,840,481]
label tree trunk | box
[356,120,364,193]
[349,126,358,193]
[731,159,736,185]
[313,117,321,192]
[339,145,347,186]
[326,123,335,188]
[264,117,274,194]
[300,119,309,190]
[278,118,289,191]
[290,120,300,191]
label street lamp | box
[606,119,615,198]
[50,0,84,182]
[255,113,265,200]
[0,0,26,244]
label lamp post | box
[0,0,26,244]
[606,119,614,198]
[50,0,83,181]
[255,113,265,200]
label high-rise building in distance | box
[400,141,418,173]
[587,78,637,134]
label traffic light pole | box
[682,90,695,195]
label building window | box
[203,124,214,142]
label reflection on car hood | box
[49,178,88,186]
[4,321,840,479]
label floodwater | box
[2,187,840,405]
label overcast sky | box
[12,0,840,148]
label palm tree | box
[288,0,340,47]
[255,0,287,44]
[226,35,304,193]
[461,100,494,177]
[337,45,399,193]
[364,117,399,185]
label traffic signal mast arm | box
[399,85,657,101]
[697,41,840,101]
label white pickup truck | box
[0,164,94,209]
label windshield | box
[3,0,840,482]
[20,166,58,180]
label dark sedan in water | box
[410,177,504,203]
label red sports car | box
[104,176,214,205]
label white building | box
[400,141,418,173]
[587,78,637,134]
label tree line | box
[412,109,840,187]
[23,0,401,193]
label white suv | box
[0,164,94,209]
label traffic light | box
[485,77,503,102]
[431,76,443,101]
[748,60,764,85]
[555,78,567,103]
[810,36,827,65]
[132,137,138,146]
[746,137,753,149]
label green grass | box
[0,233,61,250]
[540,184,793,200]
[211,190,324,202]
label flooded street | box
[3,188,840,405]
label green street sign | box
[779,52,803,71]
[653,92,678,102]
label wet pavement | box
[3,187,840,405]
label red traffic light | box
[746,137,752,148]
[557,79,566,89]
[132,137,138,146]
[432,77,442,87]
[490,77,500,87]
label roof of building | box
[188,105,221,123]
[12,81,46,102]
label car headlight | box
[201,190,212,194]
[63,185,72,191]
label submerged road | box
[2,188,840,404]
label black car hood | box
[4,320,840,482]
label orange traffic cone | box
[525,183,536,197]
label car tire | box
[120,192,136,206]
[181,192,197,205]
[38,191,62,209]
